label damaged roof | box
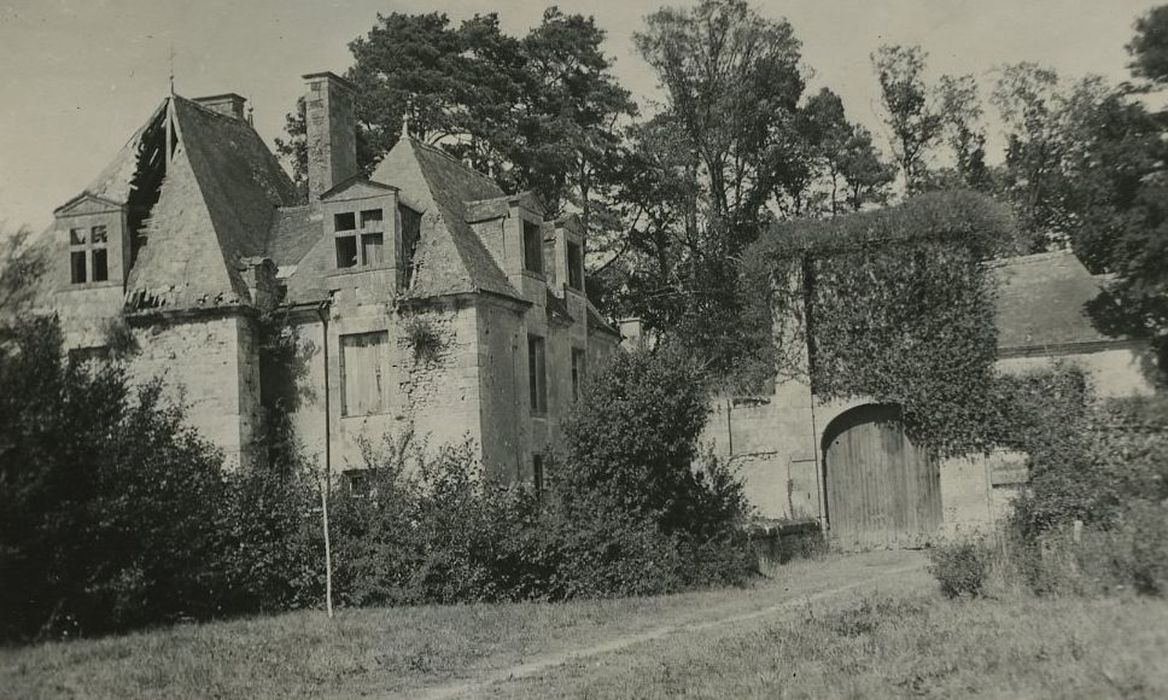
[991,250,1124,351]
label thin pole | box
[317,301,334,619]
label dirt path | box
[403,550,931,700]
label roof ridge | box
[408,137,501,190]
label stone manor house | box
[38,72,621,486]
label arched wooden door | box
[823,404,941,550]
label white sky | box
[0,0,1161,230]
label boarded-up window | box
[523,220,543,275]
[567,241,583,290]
[340,331,388,416]
[528,334,546,414]
[361,233,384,265]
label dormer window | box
[69,225,109,284]
[522,220,543,275]
[567,240,583,291]
[334,208,383,269]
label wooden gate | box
[823,404,941,550]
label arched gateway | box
[822,404,941,549]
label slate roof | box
[367,137,520,300]
[990,250,1122,351]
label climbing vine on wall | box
[743,191,1021,456]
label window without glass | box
[398,204,422,288]
[335,208,387,270]
[70,252,87,284]
[335,236,358,268]
[528,334,547,414]
[567,241,583,290]
[68,223,109,284]
[360,208,382,228]
[92,249,108,282]
[340,331,388,416]
[571,348,586,402]
[344,469,373,498]
[523,220,543,275]
[533,454,545,495]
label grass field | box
[1,550,1165,699]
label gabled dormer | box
[546,214,587,298]
[320,177,424,292]
[465,191,547,301]
[53,193,128,289]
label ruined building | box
[702,248,1158,548]
[40,72,621,483]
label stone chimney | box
[619,318,646,351]
[303,71,359,201]
[194,93,247,120]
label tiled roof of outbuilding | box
[990,250,1122,350]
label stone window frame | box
[68,224,110,285]
[334,208,385,270]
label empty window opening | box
[533,455,545,495]
[344,469,373,498]
[528,334,547,414]
[571,348,586,402]
[92,249,109,282]
[70,252,87,284]
[567,241,583,290]
[68,223,109,285]
[523,220,544,275]
[398,204,422,289]
[334,212,356,231]
[360,208,383,228]
[340,331,388,416]
[335,236,358,268]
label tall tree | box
[629,0,811,380]
[837,126,896,211]
[872,45,944,193]
[277,9,635,229]
[935,74,990,189]
[1128,5,1168,86]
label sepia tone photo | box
[1,0,1167,697]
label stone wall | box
[124,312,261,471]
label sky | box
[0,0,1162,231]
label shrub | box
[929,541,989,599]
[0,317,230,641]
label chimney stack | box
[194,93,247,120]
[303,72,359,201]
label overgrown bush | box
[929,541,990,599]
[0,317,231,641]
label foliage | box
[0,226,47,325]
[928,541,989,599]
[871,45,944,193]
[0,317,229,641]
[744,191,1017,454]
[400,315,445,364]
[278,9,635,230]
[1128,5,1168,85]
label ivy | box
[743,191,1020,455]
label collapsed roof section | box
[57,95,299,312]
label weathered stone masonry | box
[38,71,621,485]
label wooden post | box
[320,475,334,619]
